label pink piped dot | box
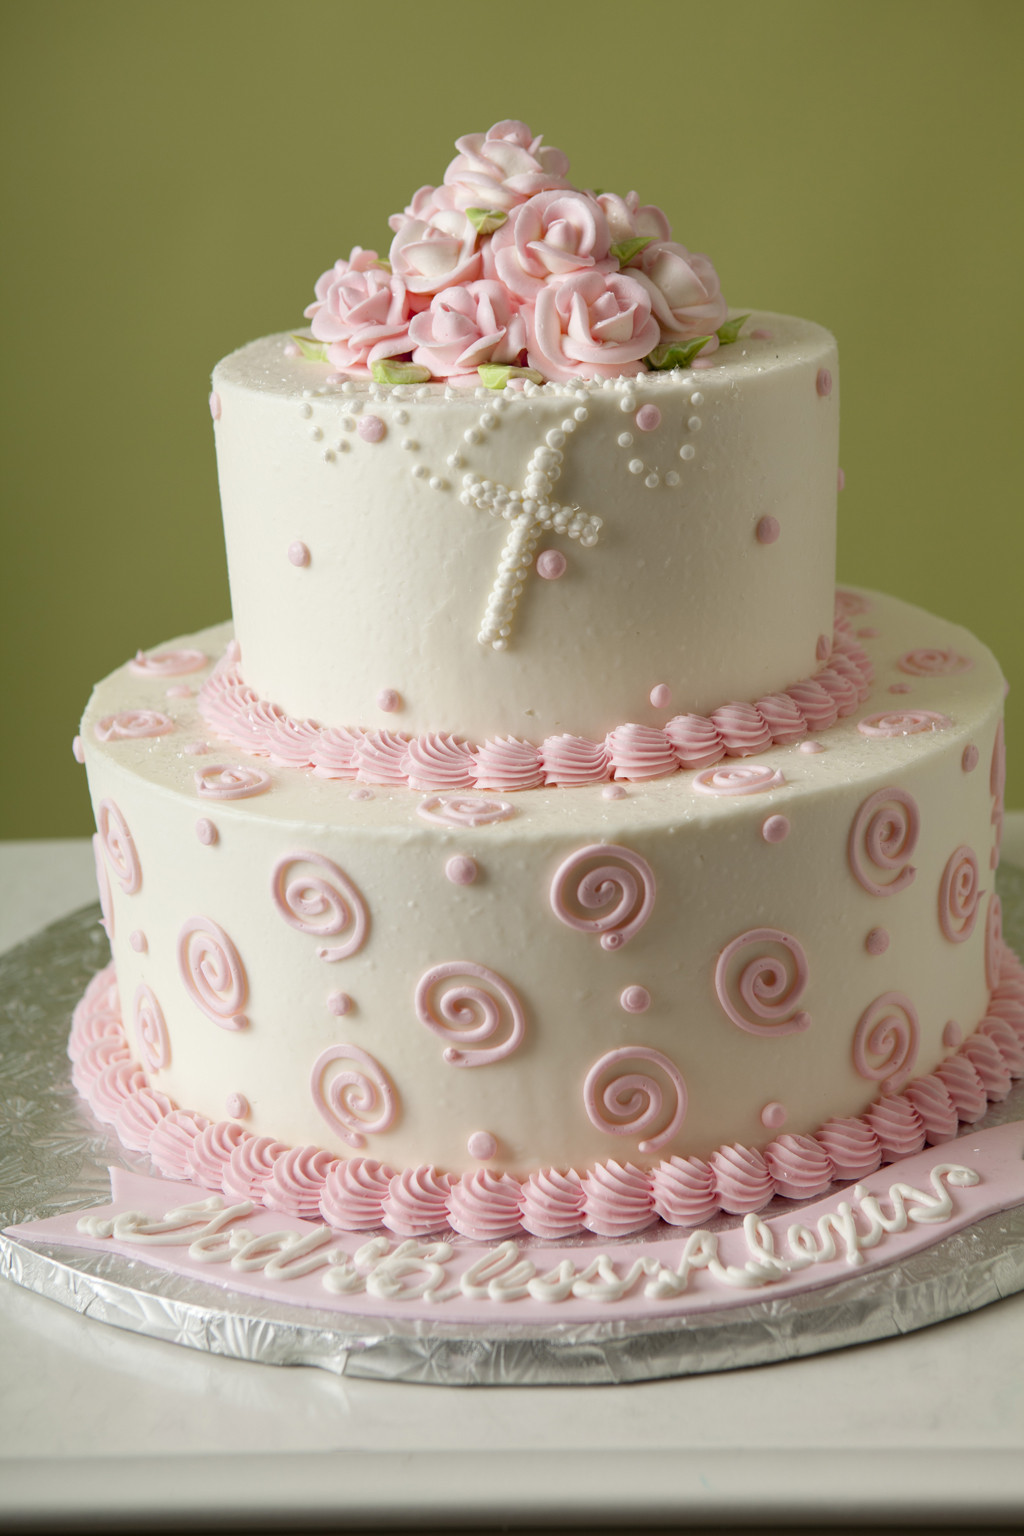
[536,549,567,581]
[857,626,879,640]
[751,328,774,341]
[962,744,979,773]
[445,855,478,886]
[72,735,85,764]
[349,787,375,801]
[649,683,672,709]
[888,683,911,695]
[602,783,627,800]
[357,414,386,443]
[165,684,193,699]
[635,404,661,433]
[467,1131,498,1161]
[226,1093,250,1119]
[761,815,790,844]
[756,515,780,545]
[620,985,651,1014]
[815,633,831,662]
[816,368,832,398]
[865,927,889,956]
[288,541,311,568]
[327,992,353,1017]
[377,688,401,713]
[183,742,209,755]
[837,467,846,492]
[283,342,301,358]
[692,356,715,370]
[129,930,148,954]
[196,818,218,846]
[760,1101,787,1130]
[209,391,221,420]
[799,741,826,755]
[943,1020,963,1049]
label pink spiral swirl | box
[897,647,973,677]
[583,1046,687,1153]
[714,928,811,1036]
[852,991,919,1091]
[416,794,515,827]
[270,852,369,961]
[549,843,656,951]
[835,589,871,620]
[414,961,526,1066]
[847,787,919,897]
[133,984,170,1072]
[97,800,141,894]
[129,647,208,677]
[938,845,982,942]
[310,1043,397,1148]
[95,710,175,742]
[92,833,115,938]
[692,764,785,796]
[177,917,249,1029]
[194,764,272,799]
[857,710,952,738]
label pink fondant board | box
[7,1122,1024,1325]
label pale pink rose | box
[443,119,571,213]
[388,183,473,240]
[304,263,413,376]
[409,281,527,384]
[630,242,727,348]
[596,191,672,249]
[389,210,482,298]
[489,190,614,300]
[527,269,660,382]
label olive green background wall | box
[2,0,1021,837]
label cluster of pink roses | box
[303,121,728,386]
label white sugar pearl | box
[618,433,633,447]
[628,459,644,474]
[679,444,696,460]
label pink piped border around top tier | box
[69,943,1024,1242]
[195,609,875,792]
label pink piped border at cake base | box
[193,611,875,792]
[67,944,1024,1242]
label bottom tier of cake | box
[73,589,1020,1239]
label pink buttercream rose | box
[630,242,727,349]
[409,281,526,384]
[488,190,614,300]
[304,257,412,375]
[527,269,660,382]
[596,191,672,249]
[443,119,571,213]
[389,199,482,298]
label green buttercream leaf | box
[289,333,329,363]
[478,364,545,390]
[716,313,750,346]
[646,336,712,370]
[466,207,508,235]
[610,235,654,267]
[371,360,433,385]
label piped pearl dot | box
[196,818,218,846]
[816,368,833,397]
[349,787,374,801]
[761,815,790,844]
[284,342,300,358]
[756,516,780,545]
[446,855,478,886]
[603,783,627,800]
[635,404,661,433]
[649,683,671,709]
[467,1131,497,1161]
[799,741,826,755]
[357,415,386,443]
[72,735,85,764]
[751,329,773,341]
[679,444,696,461]
[129,930,147,953]
[962,744,979,772]
[288,541,310,567]
[209,391,221,420]
[226,1093,250,1119]
[943,1020,963,1049]
[865,927,889,956]
[620,985,651,1014]
[536,549,567,580]
[761,1101,787,1130]
[377,688,401,712]
[327,992,353,1017]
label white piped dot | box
[679,444,696,460]
[628,459,644,474]
[618,432,634,447]
[687,416,702,432]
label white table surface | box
[2,833,1023,1531]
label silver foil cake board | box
[1,872,1024,1387]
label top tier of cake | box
[211,312,838,744]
